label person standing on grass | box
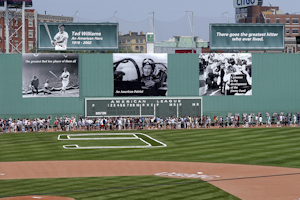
[280,115,283,127]
[271,115,275,126]
[202,115,205,128]
[294,114,297,127]
[224,116,228,128]
[219,116,223,128]
[266,115,271,127]
[259,115,263,126]
[206,117,211,128]
[237,115,240,128]
[277,115,281,127]
[255,115,258,127]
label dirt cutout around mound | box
[1,161,300,200]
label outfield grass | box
[0,127,300,199]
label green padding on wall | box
[167,54,199,96]
[0,53,300,120]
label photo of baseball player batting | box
[22,53,79,98]
[199,53,252,96]
[44,23,69,51]
[113,54,168,96]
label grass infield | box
[1,127,300,199]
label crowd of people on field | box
[0,118,51,133]
[0,113,299,133]
[211,113,300,128]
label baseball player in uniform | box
[30,75,39,95]
[51,24,69,50]
[60,67,70,93]
[43,79,51,95]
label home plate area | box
[57,133,167,149]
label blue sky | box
[27,0,300,41]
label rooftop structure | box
[119,31,146,53]
[0,8,73,53]
[234,0,300,53]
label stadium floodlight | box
[222,11,229,23]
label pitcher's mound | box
[0,196,74,200]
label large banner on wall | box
[210,23,284,50]
[199,53,252,96]
[38,23,118,51]
[22,53,79,98]
[113,54,168,96]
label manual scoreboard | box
[85,97,202,118]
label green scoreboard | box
[85,97,202,118]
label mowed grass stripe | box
[1,128,300,165]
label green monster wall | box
[0,53,300,121]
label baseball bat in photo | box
[44,23,53,44]
[49,71,59,79]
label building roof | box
[155,36,208,48]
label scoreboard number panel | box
[85,97,202,119]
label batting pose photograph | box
[44,23,69,51]
[22,53,79,98]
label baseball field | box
[1,126,300,199]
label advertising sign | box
[85,97,202,118]
[146,32,154,42]
[22,53,79,98]
[38,23,118,50]
[113,54,168,97]
[210,23,284,50]
[199,53,252,96]
[233,0,262,8]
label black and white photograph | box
[113,53,168,96]
[199,53,252,96]
[22,53,79,98]
[44,23,69,51]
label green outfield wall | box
[0,53,299,121]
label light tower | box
[0,0,33,53]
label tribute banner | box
[199,53,252,96]
[113,54,168,96]
[38,23,118,50]
[210,23,284,50]
[22,53,79,98]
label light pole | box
[149,11,155,43]
[114,11,118,23]
[74,10,79,23]
[186,11,194,53]
[222,11,229,23]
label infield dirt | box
[1,160,300,200]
